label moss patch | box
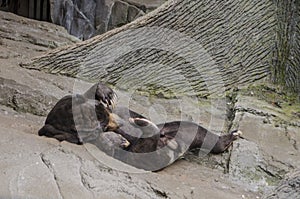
[240,83,300,120]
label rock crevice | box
[40,152,65,199]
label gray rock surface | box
[122,0,166,12]
[50,0,163,40]
[107,0,144,31]
[108,0,130,30]
[0,77,57,116]
[0,11,78,50]
[1,8,299,199]
[263,169,300,199]
[227,89,300,196]
[0,123,170,199]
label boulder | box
[263,169,300,199]
[108,0,129,30]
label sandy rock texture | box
[0,10,299,199]
[23,0,300,97]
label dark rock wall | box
[0,0,51,21]
[50,0,97,40]
[49,0,147,40]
